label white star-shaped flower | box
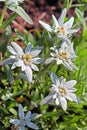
[40,72,79,111]
[10,104,39,130]
[1,42,43,83]
[45,42,78,71]
[39,8,78,43]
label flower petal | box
[52,15,59,27]
[19,126,25,130]
[1,58,15,65]
[56,58,62,65]
[62,61,73,71]
[25,42,32,53]
[11,62,17,69]
[65,80,77,89]
[39,20,53,32]
[55,98,59,105]
[7,46,16,55]
[26,111,31,119]
[30,64,39,71]
[18,104,24,119]
[58,8,67,26]
[60,96,67,111]
[11,42,23,53]
[64,17,74,29]
[49,71,60,86]
[25,66,32,83]
[40,94,53,105]
[58,35,71,45]
[68,29,78,34]
[10,119,20,125]
[30,46,43,57]
[66,93,78,102]
[32,58,43,64]
[45,57,54,64]
[27,121,39,130]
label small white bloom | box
[1,42,43,83]
[10,104,39,130]
[40,72,79,111]
[45,42,78,71]
[39,8,78,43]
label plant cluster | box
[0,0,87,130]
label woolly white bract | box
[10,104,39,130]
[39,8,78,43]
[1,42,43,82]
[40,72,79,111]
[45,42,78,71]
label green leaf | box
[8,5,33,24]
[75,8,86,30]
[9,108,17,116]
[5,65,14,83]
[0,12,17,31]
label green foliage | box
[0,0,87,130]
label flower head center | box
[59,52,68,59]
[59,87,66,96]
[57,52,68,60]
[22,54,32,65]
[56,27,66,35]
[20,118,26,126]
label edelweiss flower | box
[39,8,78,43]
[10,104,39,130]
[1,42,43,82]
[45,42,78,71]
[40,72,79,111]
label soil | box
[0,0,80,33]
[0,0,87,36]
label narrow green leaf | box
[9,108,17,116]
[5,65,14,83]
[8,5,33,24]
[0,12,18,31]
[75,8,86,30]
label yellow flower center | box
[22,54,32,65]
[59,52,68,59]
[56,27,66,35]
[59,87,66,95]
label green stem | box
[0,5,7,25]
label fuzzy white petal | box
[60,96,67,111]
[52,15,59,27]
[25,43,32,53]
[31,46,43,57]
[27,122,39,130]
[65,80,77,89]
[40,94,53,105]
[25,66,32,83]
[32,58,43,64]
[19,104,24,119]
[7,46,17,55]
[49,71,60,86]
[45,57,54,64]
[26,111,31,119]
[11,42,23,53]
[64,17,74,29]
[10,119,20,125]
[39,20,53,32]
[58,8,67,26]
[30,64,39,71]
